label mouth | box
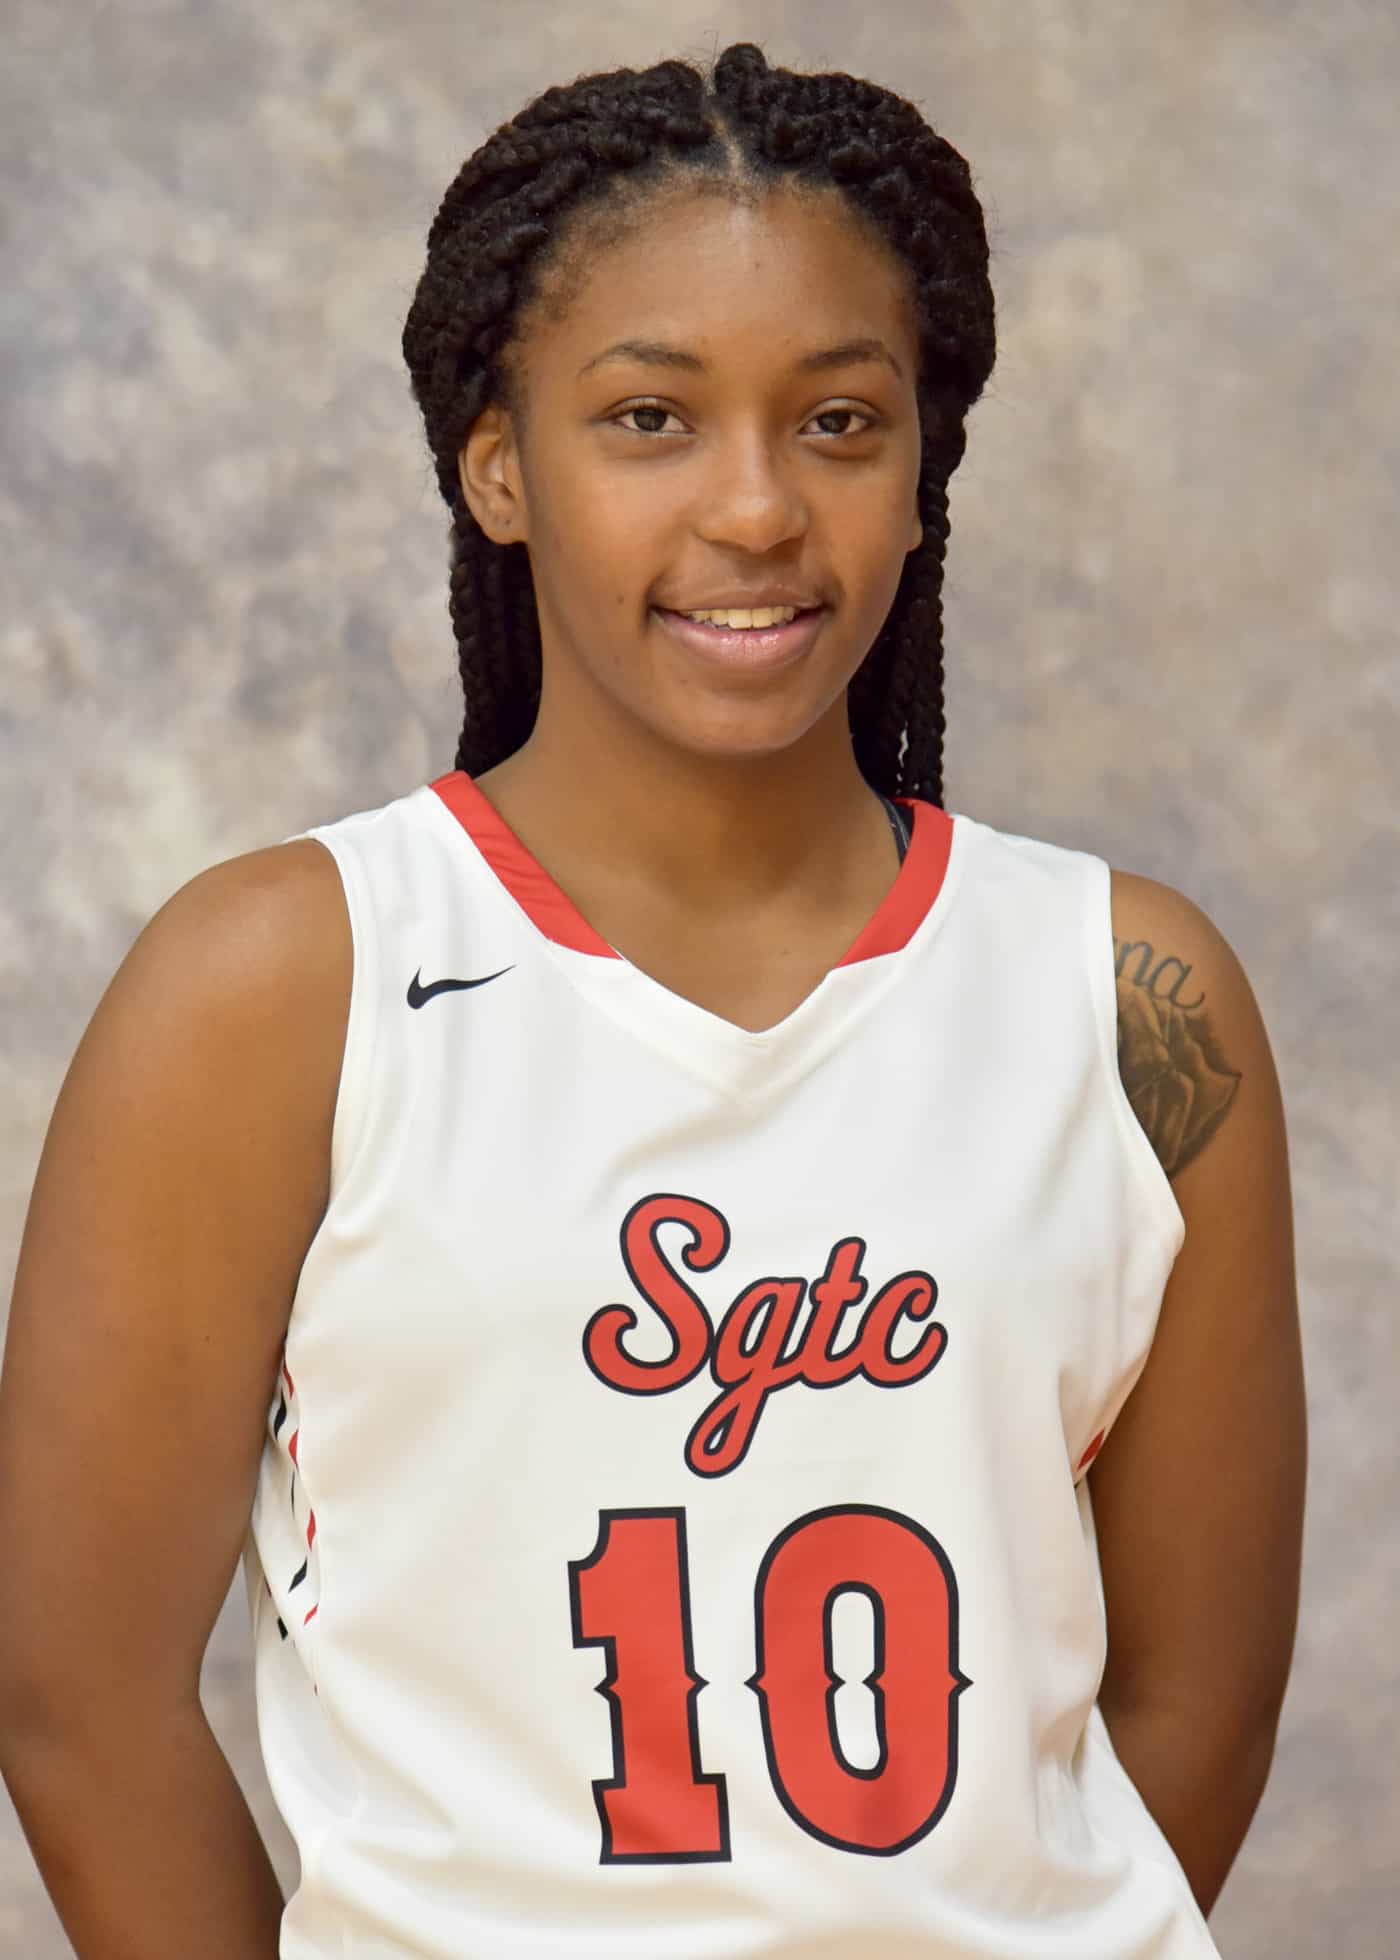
[650,604,829,673]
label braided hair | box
[401,41,995,804]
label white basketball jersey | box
[243,769,1221,1958]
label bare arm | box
[1093,872,1306,1917]
[0,838,349,1958]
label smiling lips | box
[678,604,805,628]
[660,590,824,613]
[651,602,829,672]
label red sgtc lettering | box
[582,1193,947,1478]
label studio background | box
[2,2,1395,1952]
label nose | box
[692,430,809,555]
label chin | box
[646,701,840,767]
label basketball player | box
[0,41,1305,1959]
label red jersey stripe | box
[429,773,950,966]
[430,771,618,958]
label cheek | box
[543,495,649,608]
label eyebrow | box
[576,335,905,383]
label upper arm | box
[0,838,350,1735]
[1092,870,1306,1737]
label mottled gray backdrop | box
[2,1,1396,1952]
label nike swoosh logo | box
[407,965,514,1008]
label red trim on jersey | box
[834,798,952,967]
[431,771,619,958]
[429,773,952,966]
[1077,1428,1106,1472]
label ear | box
[458,403,528,545]
[908,504,923,554]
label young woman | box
[0,40,1305,1959]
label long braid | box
[402,41,996,804]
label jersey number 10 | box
[568,1503,968,1862]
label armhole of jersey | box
[291,827,380,1206]
[1083,854,1187,1264]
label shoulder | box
[18,834,355,1359]
[1108,866,1278,1183]
[145,833,349,978]
[72,836,352,1206]
[120,835,351,1056]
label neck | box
[473,690,891,917]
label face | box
[459,183,925,769]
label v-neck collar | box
[425,769,960,1094]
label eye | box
[609,401,877,440]
[611,401,685,438]
[807,405,876,438]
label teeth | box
[679,605,802,628]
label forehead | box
[525,184,917,378]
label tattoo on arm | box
[1114,938,1242,1177]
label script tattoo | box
[1114,939,1241,1176]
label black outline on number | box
[747,1502,971,1857]
[822,1580,888,1781]
[567,1506,732,1866]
